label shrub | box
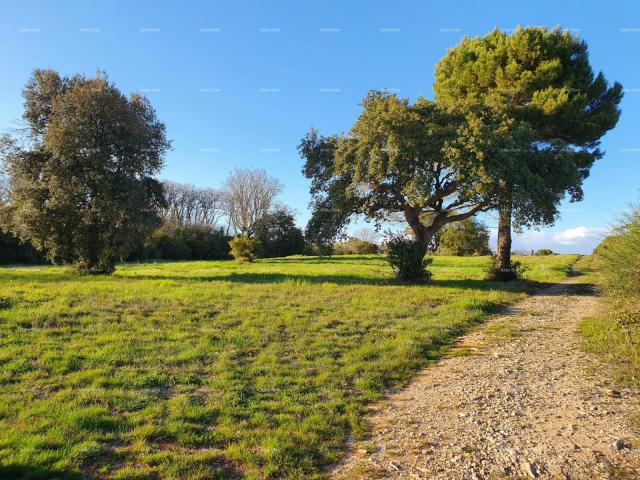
[303,242,333,257]
[581,205,640,385]
[595,206,640,312]
[254,210,305,258]
[535,248,555,256]
[0,229,45,265]
[436,218,491,256]
[385,234,432,282]
[333,237,379,255]
[229,235,260,262]
[485,257,527,281]
[143,226,230,260]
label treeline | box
[0,27,626,279]
[0,70,304,269]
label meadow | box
[0,254,579,480]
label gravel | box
[331,281,640,479]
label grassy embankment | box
[0,254,578,479]
[579,208,640,388]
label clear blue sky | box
[1,0,638,253]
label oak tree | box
[3,70,170,273]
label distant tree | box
[333,237,379,255]
[222,168,283,237]
[437,218,491,256]
[353,227,379,245]
[143,225,230,260]
[535,248,555,256]
[253,208,305,258]
[161,181,223,228]
[2,69,169,273]
[435,27,622,278]
[300,93,517,278]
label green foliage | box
[580,207,640,387]
[253,209,305,258]
[595,208,640,310]
[485,258,528,281]
[0,229,44,265]
[2,69,169,274]
[434,26,623,230]
[385,234,432,282]
[300,93,517,256]
[0,255,578,479]
[143,225,230,261]
[535,248,555,256]
[333,237,379,255]
[228,235,260,262]
[437,218,491,256]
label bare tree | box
[222,168,283,237]
[353,227,378,244]
[161,181,224,228]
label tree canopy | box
[300,91,519,256]
[2,69,170,273]
[434,27,622,273]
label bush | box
[485,257,528,281]
[436,218,491,256]
[254,210,305,258]
[143,225,230,260]
[386,234,432,282]
[595,207,640,313]
[333,237,379,255]
[229,235,260,262]
[303,242,333,257]
[535,248,555,256]
[581,205,640,385]
[0,229,45,265]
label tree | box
[434,27,622,278]
[300,92,517,276]
[161,181,223,228]
[253,208,305,258]
[437,218,491,256]
[222,168,283,237]
[2,69,170,273]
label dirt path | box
[332,281,640,479]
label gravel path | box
[331,281,640,479]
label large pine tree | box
[434,27,622,278]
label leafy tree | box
[434,27,622,277]
[2,69,169,273]
[300,92,516,277]
[253,208,305,258]
[437,218,491,256]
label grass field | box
[0,254,579,480]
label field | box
[0,254,579,480]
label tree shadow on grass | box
[118,272,563,292]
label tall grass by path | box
[0,254,578,479]
[579,206,640,387]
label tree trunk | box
[495,187,512,275]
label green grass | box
[0,254,578,479]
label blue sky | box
[1,0,638,253]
